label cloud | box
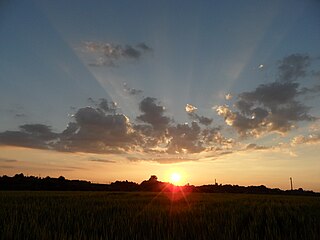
[136,97,171,132]
[89,159,116,163]
[58,104,140,153]
[196,115,213,126]
[299,85,320,97]
[167,122,232,154]
[217,54,318,137]
[217,82,315,136]
[0,124,58,149]
[127,156,196,164]
[185,104,197,113]
[239,82,300,110]
[136,43,152,51]
[291,134,320,145]
[185,104,213,126]
[82,41,152,67]
[277,54,310,82]
[87,98,117,114]
[166,122,204,154]
[1,53,319,163]
[225,93,232,100]
[245,143,268,150]
[123,83,143,96]
[0,96,232,162]
[188,113,213,126]
[2,99,139,154]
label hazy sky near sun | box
[1,0,320,190]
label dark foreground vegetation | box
[0,191,319,240]
[0,173,318,196]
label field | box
[0,191,319,240]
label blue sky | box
[1,0,320,190]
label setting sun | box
[170,173,181,185]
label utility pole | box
[290,177,293,191]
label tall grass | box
[0,192,319,239]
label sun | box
[170,173,181,185]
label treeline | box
[0,173,318,196]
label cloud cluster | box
[0,97,231,160]
[185,104,213,126]
[291,134,320,145]
[277,54,310,82]
[216,54,316,137]
[83,41,152,67]
[123,83,143,96]
[1,53,319,163]
[0,124,57,149]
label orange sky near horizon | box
[1,145,319,192]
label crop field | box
[0,191,319,240]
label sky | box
[1,0,320,191]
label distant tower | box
[215,179,217,185]
[290,177,293,190]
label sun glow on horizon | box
[170,173,182,185]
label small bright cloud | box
[225,93,232,100]
[185,104,197,113]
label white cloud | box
[185,104,197,113]
[225,93,232,100]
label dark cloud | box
[217,151,233,156]
[167,122,232,154]
[277,54,310,82]
[167,122,204,154]
[136,43,152,52]
[58,105,140,153]
[123,83,143,96]
[127,156,196,164]
[19,124,56,139]
[245,143,268,150]
[217,54,317,137]
[136,97,171,132]
[83,41,152,67]
[239,82,300,110]
[217,83,315,136]
[0,124,57,149]
[0,96,233,162]
[89,159,115,163]
[87,98,117,114]
[299,85,320,98]
[123,46,141,59]
[188,112,213,126]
